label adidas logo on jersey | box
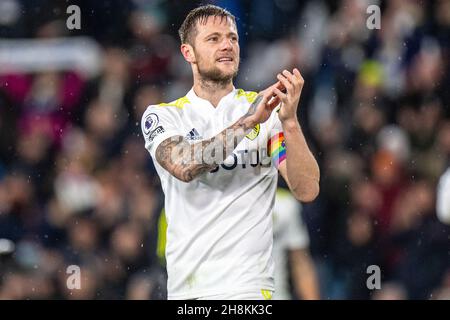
[186,128,202,141]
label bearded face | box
[189,16,240,84]
[194,48,239,83]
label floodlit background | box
[0,0,449,299]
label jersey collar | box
[186,86,238,109]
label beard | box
[195,55,239,85]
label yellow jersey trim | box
[158,96,191,109]
[236,89,258,103]
[261,289,273,300]
[156,209,168,265]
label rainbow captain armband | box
[268,132,286,168]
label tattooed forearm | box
[155,138,217,183]
[238,94,263,131]
[155,96,262,182]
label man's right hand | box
[241,81,285,129]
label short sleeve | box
[141,105,183,158]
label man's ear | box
[181,44,196,64]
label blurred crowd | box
[0,0,450,300]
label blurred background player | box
[272,188,320,300]
[437,166,450,225]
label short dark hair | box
[178,5,236,45]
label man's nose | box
[219,38,233,51]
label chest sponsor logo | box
[210,148,272,173]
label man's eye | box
[208,37,218,42]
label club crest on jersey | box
[144,113,159,135]
[246,124,260,141]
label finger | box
[273,87,287,102]
[265,81,286,97]
[277,73,293,95]
[275,81,286,93]
[282,69,295,83]
[262,87,276,100]
[293,68,304,91]
[250,94,265,113]
[276,87,287,96]
[267,95,281,110]
[293,68,302,80]
[261,91,280,113]
[259,90,276,109]
[283,70,300,93]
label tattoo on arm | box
[238,94,262,130]
[155,137,217,182]
[155,95,262,182]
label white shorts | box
[195,289,273,300]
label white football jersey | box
[141,87,284,299]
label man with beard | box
[141,4,320,300]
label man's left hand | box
[273,68,304,123]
